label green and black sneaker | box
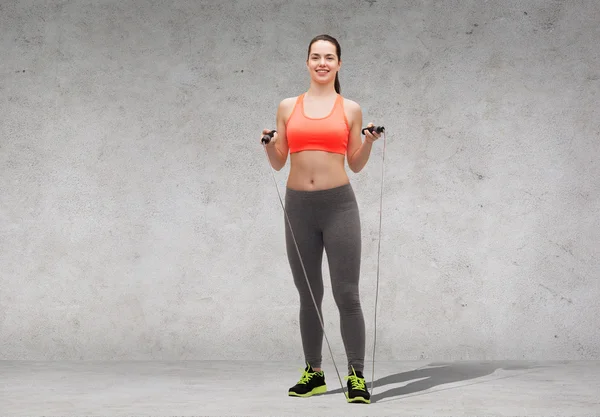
[345,367,371,404]
[288,363,327,397]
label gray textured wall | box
[1,0,598,361]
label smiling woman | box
[259,34,383,404]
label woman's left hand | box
[364,122,382,143]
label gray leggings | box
[284,183,365,373]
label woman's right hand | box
[261,128,277,146]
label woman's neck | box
[306,82,337,97]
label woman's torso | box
[283,92,352,191]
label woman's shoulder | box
[279,95,300,108]
[277,95,301,123]
[277,95,301,118]
[341,96,362,119]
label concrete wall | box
[1,0,598,361]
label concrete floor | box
[1,360,599,416]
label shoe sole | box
[347,395,371,404]
[288,385,327,397]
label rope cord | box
[262,129,386,401]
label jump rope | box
[261,124,386,401]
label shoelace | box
[297,368,316,384]
[345,374,366,391]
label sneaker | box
[345,367,371,404]
[288,363,327,397]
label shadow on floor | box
[324,360,549,403]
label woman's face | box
[306,40,340,86]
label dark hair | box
[307,34,341,94]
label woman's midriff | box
[286,150,349,191]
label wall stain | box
[539,283,573,304]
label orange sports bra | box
[285,93,350,155]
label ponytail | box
[335,72,340,94]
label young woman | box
[261,34,381,404]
